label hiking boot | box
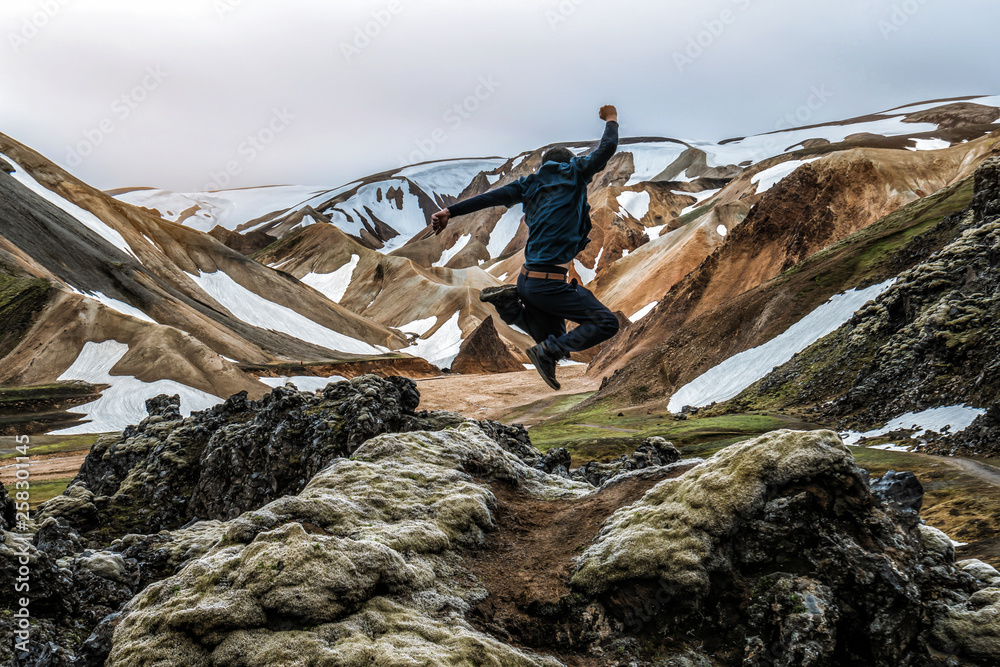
[479,285,520,311]
[526,341,561,391]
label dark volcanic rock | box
[40,375,439,539]
[576,436,682,486]
[871,470,924,513]
[0,482,16,532]
[451,315,524,374]
[569,430,992,666]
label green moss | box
[529,404,813,465]
[0,433,99,459]
[1,477,72,509]
[0,264,53,360]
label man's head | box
[541,146,575,166]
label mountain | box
[0,134,427,434]
[3,95,1000,435]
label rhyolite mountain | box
[2,96,1000,435]
[4,96,1000,666]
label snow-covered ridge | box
[4,152,137,258]
[668,280,896,412]
[189,270,384,356]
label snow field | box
[488,205,523,258]
[301,255,360,303]
[53,341,221,435]
[668,280,896,412]
[751,158,822,194]
[190,270,383,355]
[841,404,987,446]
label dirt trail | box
[942,456,1000,487]
[0,449,90,484]
[416,366,599,424]
[466,463,698,663]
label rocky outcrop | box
[103,423,585,666]
[731,157,1000,455]
[570,430,993,665]
[575,436,681,486]
[7,384,1000,665]
[451,316,524,374]
[37,376,464,540]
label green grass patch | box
[530,407,816,464]
[4,477,73,509]
[0,433,100,459]
[500,391,596,425]
[0,266,53,360]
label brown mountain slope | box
[587,159,989,410]
[252,223,536,364]
[590,135,1000,377]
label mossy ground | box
[0,433,100,459]
[2,477,74,510]
[528,401,819,465]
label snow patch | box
[434,234,471,267]
[301,254,360,303]
[617,191,651,220]
[751,158,822,194]
[3,152,136,258]
[630,301,658,321]
[574,248,602,285]
[623,142,690,186]
[52,341,221,435]
[400,316,438,336]
[488,205,523,258]
[908,138,952,151]
[405,312,463,369]
[189,270,382,355]
[717,224,729,237]
[668,280,895,412]
[841,405,986,445]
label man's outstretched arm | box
[431,179,526,235]
[577,105,620,180]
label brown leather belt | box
[521,266,568,281]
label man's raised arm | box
[431,179,526,235]
[577,105,619,180]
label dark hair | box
[541,146,575,165]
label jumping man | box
[431,105,621,390]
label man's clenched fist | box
[600,105,618,122]
[431,208,451,235]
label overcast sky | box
[1,0,997,192]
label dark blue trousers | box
[494,272,620,358]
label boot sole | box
[526,346,561,391]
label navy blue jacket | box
[447,121,619,265]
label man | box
[431,105,621,390]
